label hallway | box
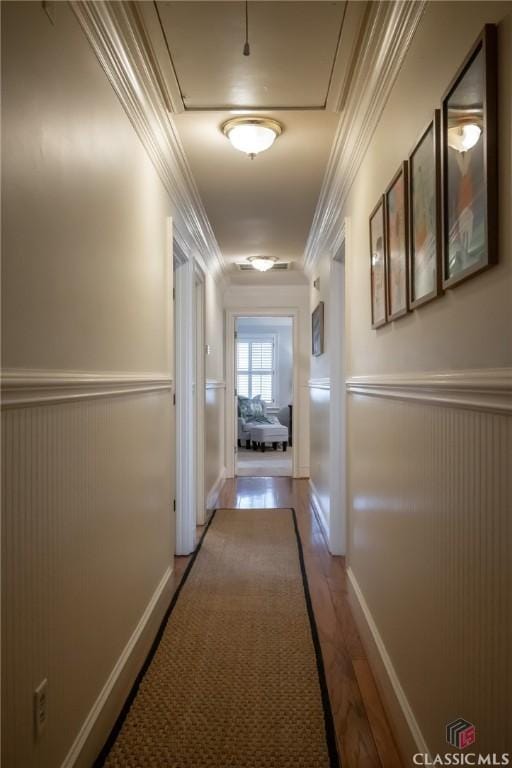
[100,478,401,768]
[2,0,512,766]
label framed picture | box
[408,110,442,308]
[312,301,324,356]
[441,24,497,288]
[369,197,387,328]
[385,162,409,320]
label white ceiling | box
[173,108,339,268]
[144,1,367,276]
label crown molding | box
[304,0,426,275]
[70,1,226,285]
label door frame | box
[328,221,347,555]
[174,246,206,555]
[225,308,299,478]
[194,263,206,526]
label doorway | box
[234,316,294,478]
[173,246,206,555]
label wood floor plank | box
[353,659,403,768]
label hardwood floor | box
[175,476,403,768]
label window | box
[236,336,275,404]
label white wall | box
[236,317,293,408]
[0,2,221,766]
[339,1,512,759]
[224,284,310,477]
[309,253,332,381]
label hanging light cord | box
[243,0,250,56]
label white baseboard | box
[295,465,310,479]
[206,466,226,511]
[61,566,174,768]
[346,567,430,763]
[309,479,329,546]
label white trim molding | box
[206,379,226,390]
[174,259,196,555]
[206,467,226,512]
[347,567,430,762]
[61,567,173,768]
[1,370,172,408]
[70,1,225,283]
[309,479,329,546]
[304,0,426,272]
[346,368,512,415]
[308,377,331,390]
[328,235,347,557]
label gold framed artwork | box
[369,197,387,328]
[441,24,498,288]
[408,111,442,308]
[385,162,409,320]
[367,23,498,329]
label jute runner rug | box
[97,508,339,768]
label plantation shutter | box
[236,337,275,403]
[236,341,250,397]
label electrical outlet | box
[34,679,48,739]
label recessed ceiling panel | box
[155,1,346,109]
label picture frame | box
[385,161,409,320]
[369,197,387,329]
[408,110,442,308]
[441,24,497,289]
[311,301,324,356]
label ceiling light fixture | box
[222,117,282,159]
[247,256,278,272]
[447,122,482,153]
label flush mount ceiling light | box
[247,256,278,272]
[222,117,282,159]
[447,122,482,153]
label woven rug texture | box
[102,508,336,768]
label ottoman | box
[250,423,289,452]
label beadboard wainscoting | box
[345,368,512,761]
[1,372,174,768]
[308,378,331,546]
[205,380,226,514]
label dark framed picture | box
[312,301,324,356]
[408,110,442,308]
[385,162,409,320]
[369,197,387,328]
[441,24,497,289]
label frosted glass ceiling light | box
[248,256,277,272]
[222,118,282,159]
[447,123,482,153]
